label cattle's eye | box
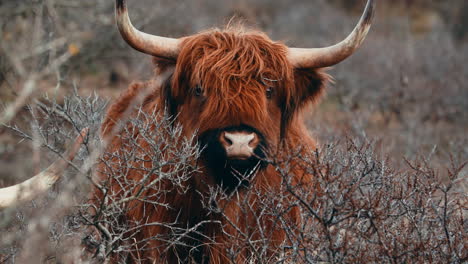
[194,85,203,97]
[266,87,273,99]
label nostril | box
[220,132,233,146]
[248,133,259,148]
[224,134,233,146]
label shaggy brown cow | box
[0,0,374,263]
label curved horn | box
[0,128,88,209]
[288,0,375,68]
[116,0,180,59]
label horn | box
[0,128,88,209]
[288,0,375,68]
[115,0,180,59]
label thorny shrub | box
[0,93,466,263]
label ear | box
[280,68,330,139]
[292,68,330,110]
[153,57,179,118]
[160,75,178,118]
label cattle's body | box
[97,34,323,260]
[0,0,374,263]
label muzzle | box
[199,125,268,193]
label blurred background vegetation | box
[0,0,466,199]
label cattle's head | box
[115,0,374,191]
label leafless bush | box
[1,92,466,263]
[279,140,466,263]
[0,91,104,263]
[82,108,204,262]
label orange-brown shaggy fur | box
[95,26,330,263]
